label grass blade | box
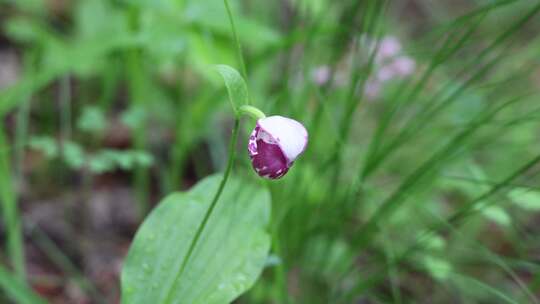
[0,265,46,304]
[0,128,25,280]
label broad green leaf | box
[216,65,249,113]
[121,174,271,304]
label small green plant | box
[121,62,308,302]
[0,0,539,303]
[120,0,309,300]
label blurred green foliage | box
[0,0,540,303]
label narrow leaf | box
[0,265,46,304]
[509,188,540,211]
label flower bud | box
[248,116,308,179]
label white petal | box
[257,116,308,164]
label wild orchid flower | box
[248,116,308,179]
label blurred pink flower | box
[312,66,331,85]
[376,65,395,82]
[391,56,416,77]
[364,36,417,100]
[364,79,382,100]
[375,36,402,63]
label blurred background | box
[1,0,540,303]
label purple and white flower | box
[248,116,308,179]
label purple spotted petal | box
[248,116,308,179]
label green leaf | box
[63,141,86,169]
[121,174,271,304]
[4,17,51,44]
[0,265,47,304]
[131,151,154,167]
[481,206,511,226]
[508,188,540,211]
[88,149,154,174]
[216,64,249,114]
[88,152,115,174]
[28,136,58,158]
[120,106,147,130]
[422,255,452,281]
[416,232,446,250]
[77,105,107,134]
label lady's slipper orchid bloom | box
[248,116,308,179]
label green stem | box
[271,231,289,304]
[59,75,71,143]
[14,52,34,184]
[224,0,248,81]
[0,129,25,281]
[30,225,106,303]
[0,264,46,304]
[239,105,266,120]
[126,6,150,218]
[165,118,240,304]
[164,2,248,301]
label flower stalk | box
[165,119,240,304]
[239,105,266,120]
[168,0,246,297]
